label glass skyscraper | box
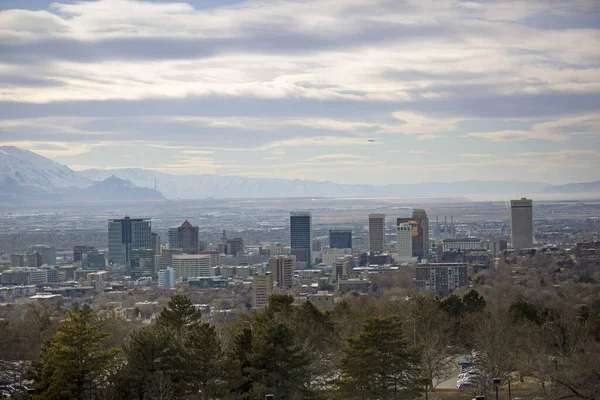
[108,217,152,266]
[329,228,352,249]
[290,211,312,263]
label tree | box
[33,306,119,400]
[227,327,253,400]
[156,294,203,332]
[119,295,226,399]
[462,290,487,314]
[338,316,424,400]
[248,321,311,400]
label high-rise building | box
[511,198,533,249]
[151,232,161,255]
[412,209,429,259]
[329,228,352,249]
[83,250,106,271]
[108,217,152,266]
[10,254,25,268]
[368,213,385,253]
[171,254,212,281]
[290,212,312,263]
[168,227,179,249]
[252,272,274,308]
[414,263,467,293]
[227,237,244,257]
[130,248,156,280]
[27,253,43,268]
[158,267,176,288]
[73,246,95,262]
[179,220,200,254]
[397,217,424,258]
[167,221,200,254]
[396,223,413,259]
[269,255,295,289]
[29,245,56,266]
[218,230,244,256]
[332,255,354,282]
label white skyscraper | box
[396,223,413,260]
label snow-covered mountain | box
[0,146,91,189]
[0,147,165,204]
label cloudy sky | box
[1,0,599,185]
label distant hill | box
[79,176,165,201]
[542,181,600,193]
[79,168,568,199]
[2,146,599,204]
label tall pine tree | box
[339,316,424,400]
[33,306,119,400]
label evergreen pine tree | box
[339,316,424,400]
[33,306,119,400]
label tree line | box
[2,285,599,399]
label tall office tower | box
[29,245,56,266]
[171,254,212,282]
[227,237,244,256]
[396,223,413,259]
[167,226,181,249]
[511,198,534,249]
[329,228,352,249]
[252,272,274,308]
[412,209,429,258]
[159,248,183,270]
[130,248,155,280]
[27,253,43,268]
[269,255,295,289]
[10,254,25,267]
[178,220,200,254]
[397,217,424,258]
[151,232,161,256]
[73,246,95,262]
[290,212,312,263]
[158,267,176,288]
[368,213,385,253]
[108,217,152,266]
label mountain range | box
[1,146,599,204]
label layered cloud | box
[0,0,598,184]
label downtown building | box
[252,272,274,308]
[269,255,295,289]
[329,228,352,249]
[511,198,534,249]
[368,213,385,253]
[290,212,312,264]
[108,217,152,266]
[171,254,212,282]
[396,222,414,262]
[414,263,467,294]
[168,220,200,254]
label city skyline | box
[0,0,599,185]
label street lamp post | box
[507,379,511,400]
[493,378,501,400]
